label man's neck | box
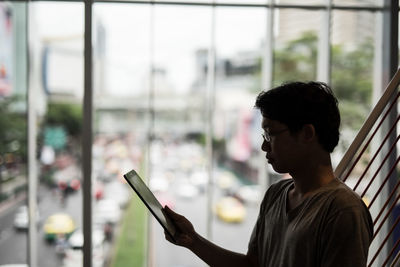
[289,154,335,197]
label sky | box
[32,2,266,96]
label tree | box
[45,102,82,138]
[0,96,27,161]
[272,31,373,131]
[41,102,82,155]
[331,40,373,130]
[273,31,318,86]
[0,95,27,199]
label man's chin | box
[270,164,287,174]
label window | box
[1,1,397,267]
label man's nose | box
[261,140,270,152]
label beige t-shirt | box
[248,178,373,267]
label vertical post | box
[146,3,155,267]
[259,0,275,190]
[206,2,216,241]
[26,2,38,267]
[262,0,274,91]
[83,1,93,267]
[385,0,398,262]
[317,0,331,84]
[388,1,399,79]
[371,0,398,265]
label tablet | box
[123,169,176,242]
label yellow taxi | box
[215,196,246,223]
[43,213,76,241]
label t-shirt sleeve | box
[320,202,374,267]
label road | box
[0,184,82,267]
[0,177,261,267]
[151,187,260,267]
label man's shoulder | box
[258,178,292,212]
[324,180,368,210]
[262,178,293,201]
[270,178,293,191]
[323,180,374,238]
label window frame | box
[9,0,397,266]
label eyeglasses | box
[261,128,289,142]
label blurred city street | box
[151,187,260,267]
[0,137,265,267]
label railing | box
[334,68,400,267]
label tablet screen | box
[123,169,176,241]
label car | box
[216,171,238,191]
[215,196,246,223]
[189,170,208,192]
[236,184,263,205]
[94,180,104,200]
[13,205,40,230]
[43,213,76,241]
[63,239,105,267]
[175,182,199,199]
[63,227,106,267]
[104,180,130,208]
[94,199,121,225]
[67,227,105,249]
[69,178,81,191]
[149,177,169,192]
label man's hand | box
[163,206,197,249]
[163,206,256,267]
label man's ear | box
[302,124,316,143]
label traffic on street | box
[0,134,268,267]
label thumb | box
[164,206,180,219]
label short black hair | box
[255,81,340,153]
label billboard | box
[0,3,13,97]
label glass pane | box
[94,4,267,267]
[331,10,376,183]
[151,5,212,267]
[212,6,265,252]
[93,3,152,267]
[273,9,321,86]
[0,2,28,266]
[30,2,84,267]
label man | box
[163,81,373,267]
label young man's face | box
[261,117,301,174]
